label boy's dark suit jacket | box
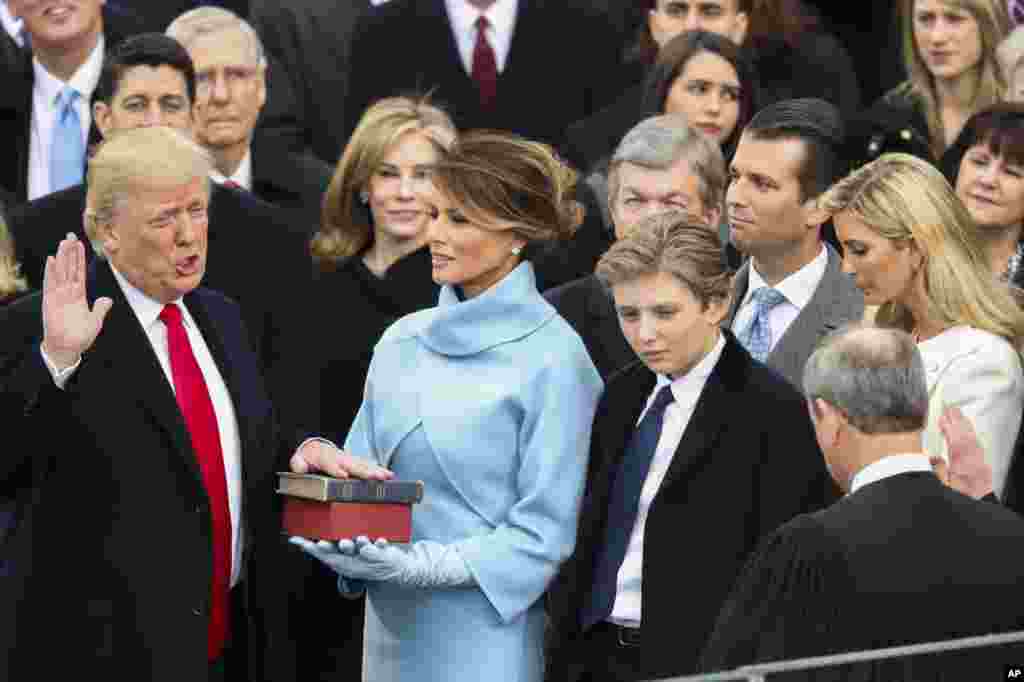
[545,331,839,681]
[343,0,621,151]
[0,260,297,680]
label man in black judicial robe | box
[699,326,1024,680]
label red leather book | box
[282,498,413,542]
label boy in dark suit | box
[545,212,837,682]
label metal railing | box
[662,630,1024,681]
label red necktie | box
[221,179,244,192]
[472,15,498,110]
[159,304,232,661]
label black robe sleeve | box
[698,514,854,676]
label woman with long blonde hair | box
[820,152,1024,497]
[876,0,1010,166]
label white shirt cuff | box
[39,344,81,389]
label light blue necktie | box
[737,287,787,363]
[50,86,85,193]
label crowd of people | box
[2,1,1024,681]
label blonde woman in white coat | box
[821,153,1024,497]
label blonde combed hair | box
[596,211,733,316]
[311,97,456,269]
[0,214,27,302]
[85,126,214,258]
[900,0,1011,157]
[820,152,1024,350]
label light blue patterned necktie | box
[50,86,85,193]
[737,287,787,363]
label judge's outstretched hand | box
[41,234,113,371]
[933,405,994,500]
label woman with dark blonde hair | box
[872,0,1011,167]
[821,152,1024,497]
[291,131,603,682]
[298,96,456,443]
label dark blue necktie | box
[582,385,675,629]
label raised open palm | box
[41,235,113,369]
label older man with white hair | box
[167,6,329,232]
[0,126,386,682]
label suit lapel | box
[658,336,740,489]
[587,365,656,519]
[726,261,751,328]
[768,246,846,379]
[501,0,534,79]
[84,261,203,486]
[184,290,254,495]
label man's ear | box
[93,101,112,139]
[813,398,847,448]
[730,11,750,46]
[803,197,830,230]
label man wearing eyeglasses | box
[167,7,328,235]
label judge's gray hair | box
[606,114,726,214]
[802,325,928,434]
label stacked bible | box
[278,473,424,543]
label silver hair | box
[166,6,266,67]
[802,325,929,434]
[606,114,726,214]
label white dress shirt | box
[608,332,726,627]
[0,2,24,46]
[731,245,828,354]
[210,149,253,191]
[444,0,517,74]
[41,265,245,586]
[849,453,934,494]
[27,34,105,201]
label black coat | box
[545,332,839,681]
[343,0,621,151]
[701,472,1024,679]
[290,245,439,446]
[0,260,297,681]
[0,5,147,206]
[544,274,634,381]
[250,141,332,237]
[250,0,373,166]
[7,182,314,425]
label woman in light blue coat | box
[291,131,604,682]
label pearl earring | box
[359,191,369,205]
[511,246,522,256]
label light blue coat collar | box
[418,262,555,357]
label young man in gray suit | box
[726,98,863,387]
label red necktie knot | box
[472,15,498,110]
[159,303,182,327]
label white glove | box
[289,535,475,590]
